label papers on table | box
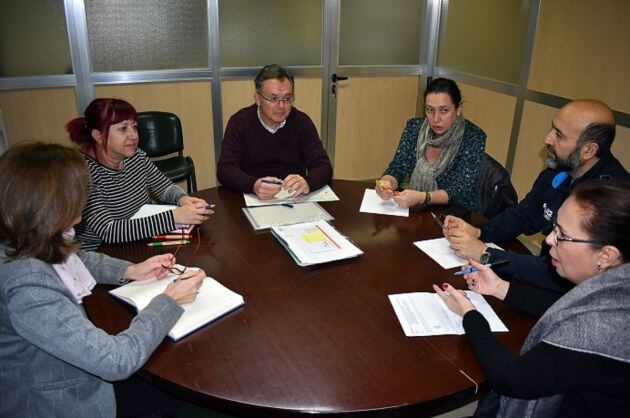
[110,266,244,341]
[389,291,508,336]
[243,202,334,231]
[414,238,504,269]
[271,221,363,266]
[131,204,193,234]
[359,189,409,217]
[243,185,340,207]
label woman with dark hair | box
[0,142,205,418]
[67,98,213,250]
[375,77,486,211]
[434,179,630,417]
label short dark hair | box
[254,64,295,92]
[0,142,89,263]
[571,179,630,262]
[577,122,616,157]
[424,77,462,107]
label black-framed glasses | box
[257,91,295,105]
[550,223,604,246]
[162,227,201,275]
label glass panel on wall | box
[339,0,423,66]
[219,0,322,68]
[85,0,208,72]
[0,0,72,77]
[438,0,532,84]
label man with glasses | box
[443,99,629,292]
[217,64,332,200]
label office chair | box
[478,153,518,219]
[137,111,197,193]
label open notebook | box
[109,267,244,341]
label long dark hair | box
[424,77,462,107]
[0,142,89,263]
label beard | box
[545,145,581,172]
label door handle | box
[331,73,348,83]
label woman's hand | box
[172,203,213,225]
[392,189,423,208]
[179,195,207,207]
[163,269,206,305]
[462,259,510,301]
[122,254,174,281]
[433,283,476,317]
[375,176,397,200]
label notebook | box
[242,202,334,230]
[109,267,244,341]
[130,204,193,234]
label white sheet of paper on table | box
[413,237,503,269]
[358,189,409,217]
[243,185,340,207]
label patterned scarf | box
[409,114,465,191]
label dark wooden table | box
[87,180,536,418]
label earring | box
[597,262,602,270]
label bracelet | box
[422,191,432,207]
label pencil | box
[152,234,192,239]
[147,240,190,247]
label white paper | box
[414,238,503,269]
[359,189,409,217]
[271,221,363,266]
[130,204,193,234]
[110,266,245,341]
[389,291,508,336]
[242,202,334,230]
[243,185,340,207]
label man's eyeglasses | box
[257,91,295,105]
[550,223,603,246]
[162,227,201,275]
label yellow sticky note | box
[302,229,327,243]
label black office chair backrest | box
[478,153,518,219]
[137,111,184,157]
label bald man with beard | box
[443,100,629,292]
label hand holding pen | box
[458,259,510,300]
[254,177,283,200]
[163,268,206,305]
[375,177,396,200]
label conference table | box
[87,179,536,418]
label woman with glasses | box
[67,98,213,250]
[375,78,486,211]
[0,142,205,418]
[434,179,630,417]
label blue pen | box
[454,259,510,275]
[282,203,294,208]
[261,179,283,185]
[205,204,216,209]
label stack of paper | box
[243,202,334,230]
[389,292,508,336]
[243,185,339,207]
[271,221,363,266]
[110,267,244,341]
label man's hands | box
[254,174,310,200]
[443,215,486,260]
[283,174,309,197]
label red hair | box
[66,98,137,161]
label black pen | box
[454,259,510,275]
[430,212,446,230]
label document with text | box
[389,291,508,336]
[243,185,340,207]
[414,238,503,269]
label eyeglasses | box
[550,223,604,246]
[257,91,295,105]
[162,227,201,275]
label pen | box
[205,204,216,209]
[375,179,390,191]
[430,212,446,230]
[261,179,283,185]
[152,234,192,239]
[282,203,294,208]
[147,240,190,247]
[454,259,510,275]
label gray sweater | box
[0,247,183,418]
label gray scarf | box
[498,263,630,418]
[409,115,465,191]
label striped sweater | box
[76,149,187,250]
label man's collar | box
[257,106,286,134]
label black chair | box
[137,111,197,193]
[478,153,518,219]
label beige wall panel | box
[221,78,322,136]
[528,0,630,112]
[334,76,419,180]
[459,82,516,165]
[0,87,77,146]
[612,125,630,170]
[512,101,555,198]
[95,82,216,189]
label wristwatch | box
[479,250,491,264]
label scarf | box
[498,263,630,418]
[408,114,465,192]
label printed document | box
[414,238,503,269]
[243,185,339,207]
[359,189,409,217]
[110,267,244,341]
[271,221,363,266]
[243,202,334,230]
[389,291,508,336]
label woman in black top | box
[435,179,630,418]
